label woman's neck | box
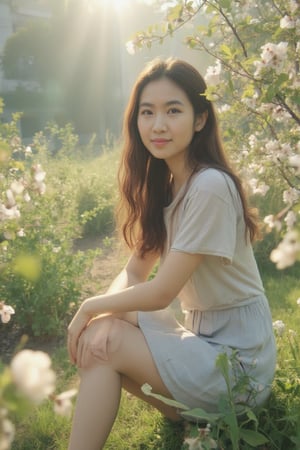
[171,168,193,197]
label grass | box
[5,149,300,449]
[9,261,300,450]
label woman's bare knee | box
[90,317,127,362]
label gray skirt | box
[138,295,276,412]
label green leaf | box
[141,383,189,410]
[0,140,11,166]
[219,0,231,9]
[181,407,222,423]
[167,4,183,23]
[216,352,230,380]
[220,44,232,58]
[224,412,240,449]
[239,428,269,446]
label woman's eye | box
[168,108,181,114]
[140,109,153,116]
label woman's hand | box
[76,315,114,368]
[67,304,92,365]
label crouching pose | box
[67,58,276,450]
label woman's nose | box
[152,113,167,132]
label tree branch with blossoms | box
[127,0,300,269]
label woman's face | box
[137,77,204,168]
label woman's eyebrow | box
[139,100,184,107]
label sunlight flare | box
[88,0,135,13]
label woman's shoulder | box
[190,168,237,198]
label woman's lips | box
[151,139,171,147]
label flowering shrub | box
[0,306,76,450]
[0,104,97,336]
[127,0,300,270]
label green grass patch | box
[8,262,300,450]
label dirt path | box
[1,237,129,363]
[74,235,129,295]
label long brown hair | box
[117,58,259,257]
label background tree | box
[128,0,300,269]
[1,0,123,139]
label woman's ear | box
[194,110,208,132]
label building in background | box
[0,0,207,143]
[0,0,53,139]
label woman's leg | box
[68,365,121,450]
[68,317,180,450]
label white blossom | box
[272,105,292,122]
[263,214,282,231]
[204,60,222,85]
[284,210,297,229]
[32,164,46,183]
[10,350,56,404]
[289,154,300,174]
[297,298,300,306]
[280,15,295,29]
[183,424,217,449]
[0,416,15,450]
[32,164,46,194]
[254,42,288,75]
[217,104,231,113]
[0,302,15,324]
[53,389,77,417]
[248,178,269,196]
[0,204,20,221]
[288,0,298,13]
[10,180,25,195]
[5,190,15,208]
[16,228,26,237]
[283,188,299,205]
[126,40,136,55]
[273,319,285,336]
[270,230,300,269]
[265,139,281,154]
[23,191,31,202]
[248,134,258,148]
[183,437,203,450]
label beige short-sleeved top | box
[162,168,264,311]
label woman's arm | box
[105,250,159,294]
[68,251,203,360]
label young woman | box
[67,58,276,450]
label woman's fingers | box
[75,316,114,368]
[67,332,78,364]
[67,308,91,364]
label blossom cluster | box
[201,2,300,270]
[0,304,77,450]
[184,423,217,449]
[125,0,300,270]
[0,144,46,225]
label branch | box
[276,94,300,125]
[206,1,248,58]
[187,37,254,81]
[277,162,300,190]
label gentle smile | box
[151,139,171,145]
